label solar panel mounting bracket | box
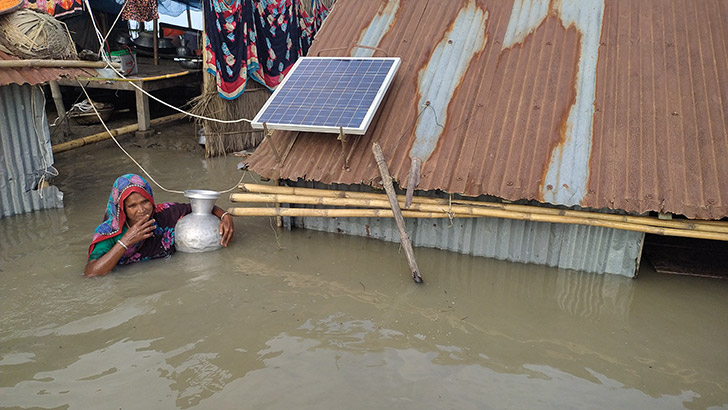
[262,122,284,166]
[337,126,347,142]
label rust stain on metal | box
[408,0,488,201]
[538,51,579,202]
[352,0,400,57]
[246,0,728,220]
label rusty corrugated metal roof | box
[245,0,728,220]
[0,51,95,86]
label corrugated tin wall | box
[0,84,64,218]
[285,181,644,277]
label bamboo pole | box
[0,60,122,69]
[372,142,423,283]
[52,113,186,154]
[238,183,728,235]
[48,80,71,136]
[229,192,728,242]
[73,71,191,83]
[274,179,283,228]
[153,20,159,66]
[227,207,468,218]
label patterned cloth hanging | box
[204,0,329,100]
[22,0,83,19]
[121,0,159,23]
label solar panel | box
[251,57,401,135]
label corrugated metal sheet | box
[587,0,728,219]
[0,83,64,218]
[284,181,644,277]
[246,0,728,220]
[0,51,95,86]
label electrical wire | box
[77,81,245,195]
[81,0,253,125]
[32,87,59,198]
[68,0,248,195]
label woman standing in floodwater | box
[84,174,234,277]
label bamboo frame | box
[72,71,190,82]
[229,191,728,241]
[237,183,728,235]
[0,60,122,69]
[52,113,186,153]
[227,207,469,218]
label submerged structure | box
[243,0,728,277]
[0,51,95,218]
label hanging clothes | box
[204,0,254,99]
[22,0,83,19]
[121,0,159,23]
[203,0,330,100]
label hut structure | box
[0,51,96,218]
[243,0,728,277]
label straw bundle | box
[189,73,270,157]
[0,9,77,60]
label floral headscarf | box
[88,174,155,256]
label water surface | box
[1,139,727,409]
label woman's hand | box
[211,206,234,247]
[122,218,156,246]
[219,213,234,246]
[84,218,155,277]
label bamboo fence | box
[229,184,728,242]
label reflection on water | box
[1,140,727,409]
[555,269,634,319]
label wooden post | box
[48,80,71,137]
[372,142,423,283]
[274,178,283,228]
[405,157,422,208]
[153,19,159,66]
[134,82,152,138]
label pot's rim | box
[184,189,220,199]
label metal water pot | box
[175,190,222,253]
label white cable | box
[76,80,246,195]
[82,0,110,56]
[96,0,128,57]
[73,0,253,196]
[32,87,59,199]
[81,0,254,125]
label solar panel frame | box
[251,57,401,135]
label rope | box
[31,86,58,198]
[96,0,127,58]
[66,0,249,195]
[76,82,245,195]
[81,0,253,125]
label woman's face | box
[124,192,153,226]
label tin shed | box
[0,52,94,218]
[244,0,728,277]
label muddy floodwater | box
[2,134,727,410]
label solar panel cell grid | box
[251,57,401,135]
